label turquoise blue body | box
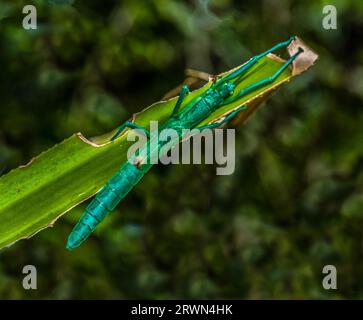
[67,36,303,250]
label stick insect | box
[66,36,303,250]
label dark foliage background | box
[0,0,362,299]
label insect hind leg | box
[111,121,150,141]
[112,84,190,141]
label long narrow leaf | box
[0,37,318,249]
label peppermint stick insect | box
[66,36,303,250]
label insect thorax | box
[177,86,233,128]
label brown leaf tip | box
[288,36,319,76]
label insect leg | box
[218,36,296,84]
[111,121,150,141]
[171,85,190,117]
[221,47,304,106]
[196,105,247,130]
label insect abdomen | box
[66,162,144,250]
[99,162,144,210]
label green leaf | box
[0,37,318,249]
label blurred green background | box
[0,0,363,299]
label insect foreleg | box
[221,47,304,106]
[171,85,190,117]
[196,105,247,130]
[218,36,296,85]
[111,121,150,141]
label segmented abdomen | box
[66,161,145,249]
